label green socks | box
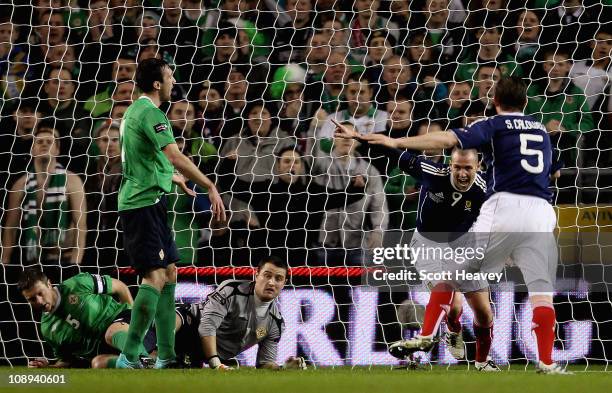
[154,283,176,361]
[123,284,160,362]
[111,330,148,357]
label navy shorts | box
[119,195,180,274]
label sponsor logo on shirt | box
[428,191,444,203]
[154,123,168,133]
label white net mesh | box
[0,0,611,367]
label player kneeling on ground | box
[174,256,306,370]
[19,268,162,368]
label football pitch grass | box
[1,365,610,393]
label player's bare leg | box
[465,290,499,371]
[92,354,119,369]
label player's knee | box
[91,356,106,369]
[166,264,177,283]
[474,303,493,326]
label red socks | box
[532,305,556,365]
[421,283,454,337]
[473,322,493,362]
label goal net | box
[1,0,611,368]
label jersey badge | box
[256,326,267,340]
[68,294,79,305]
[159,249,165,260]
[465,200,472,211]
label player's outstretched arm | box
[362,131,459,151]
[163,143,226,221]
[28,358,71,368]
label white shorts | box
[469,192,558,294]
[410,231,489,293]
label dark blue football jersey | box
[451,113,553,201]
[398,151,487,235]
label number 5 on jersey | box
[519,133,544,174]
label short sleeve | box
[62,273,110,295]
[142,107,175,150]
[451,118,496,149]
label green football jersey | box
[40,273,129,361]
[118,96,176,211]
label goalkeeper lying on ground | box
[18,268,178,368]
[173,255,306,370]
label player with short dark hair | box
[359,76,568,374]
[18,268,155,368]
[116,57,225,369]
[173,256,306,370]
[334,120,497,370]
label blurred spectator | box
[83,55,137,115]
[110,102,129,121]
[0,15,30,107]
[228,146,366,265]
[348,0,399,64]
[167,136,211,265]
[569,26,612,121]
[446,81,472,126]
[512,9,543,77]
[366,31,397,85]
[455,20,523,82]
[2,125,86,265]
[220,101,295,185]
[135,11,161,43]
[44,43,80,79]
[218,67,250,139]
[0,100,41,203]
[193,81,225,143]
[200,23,268,97]
[318,73,389,147]
[306,32,331,77]
[472,63,501,115]
[373,55,413,106]
[271,0,314,65]
[526,49,594,167]
[303,50,351,116]
[416,121,446,161]
[321,19,350,50]
[540,0,601,61]
[158,0,202,83]
[84,120,124,266]
[38,68,92,173]
[199,0,270,62]
[311,125,387,265]
[413,0,465,70]
[169,100,218,174]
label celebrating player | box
[18,268,158,368]
[115,58,225,369]
[334,120,498,371]
[173,256,306,370]
[357,77,567,374]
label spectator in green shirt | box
[525,49,594,167]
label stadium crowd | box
[0,0,610,268]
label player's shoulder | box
[473,172,488,194]
[215,279,252,297]
[61,272,92,289]
[419,158,450,177]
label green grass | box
[1,366,610,393]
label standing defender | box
[116,58,225,369]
